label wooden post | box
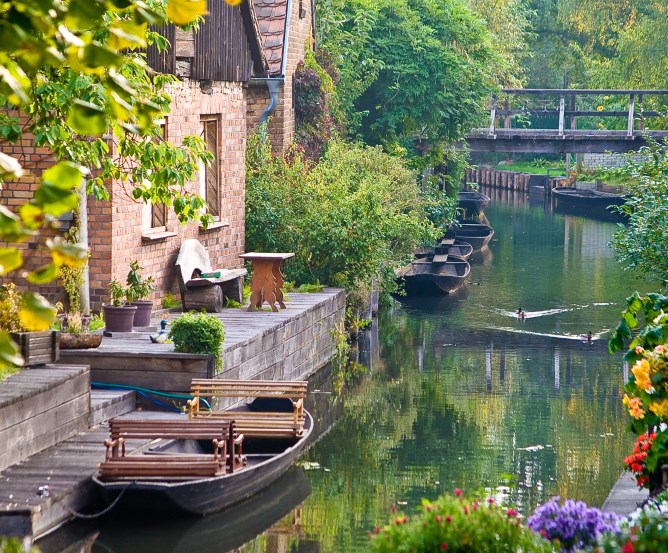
[627,93,635,137]
[504,100,511,129]
[638,94,645,131]
[488,95,497,137]
[558,95,565,137]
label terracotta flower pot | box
[102,304,137,333]
[131,300,154,327]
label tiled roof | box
[252,0,287,77]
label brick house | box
[246,0,316,150]
[1,0,270,311]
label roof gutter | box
[281,0,292,77]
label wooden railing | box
[488,89,668,138]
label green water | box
[84,189,649,553]
[242,189,648,552]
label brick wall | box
[0,79,248,311]
[582,152,645,169]
[246,0,314,152]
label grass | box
[0,365,20,383]
[495,161,567,176]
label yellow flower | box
[597,106,604,112]
[632,359,653,391]
[650,398,668,418]
[623,394,646,419]
[603,96,609,100]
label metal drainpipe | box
[259,79,281,143]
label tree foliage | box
[0,0,219,366]
[245,133,439,304]
[317,0,503,161]
[525,0,668,90]
[611,138,668,289]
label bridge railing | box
[488,89,668,138]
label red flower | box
[445,515,452,523]
[507,508,518,517]
[622,541,635,553]
[454,488,463,496]
[463,506,469,515]
[488,497,495,504]
[435,515,442,522]
[441,544,448,551]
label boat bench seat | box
[188,379,308,438]
[99,418,245,479]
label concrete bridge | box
[466,89,668,153]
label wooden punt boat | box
[551,187,627,221]
[93,410,313,516]
[445,220,494,251]
[397,254,470,295]
[457,191,490,218]
[90,468,311,553]
[433,239,473,260]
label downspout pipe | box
[252,78,282,143]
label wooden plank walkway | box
[602,471,648,516]
[0,411,182,539]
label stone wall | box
[221,289,345,383]
[582,152,644,169]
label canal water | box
[54,188,649,553]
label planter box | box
[11,330,59,367]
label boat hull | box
[398,255,470,296]
[457,191,490,218]
[552,187,627,221]
[445,221,494,251]
[93,412,313,516]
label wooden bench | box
[98,418,245,480]
[176,239,247,312]
[188,379,308,438]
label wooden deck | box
[59,289,345,394]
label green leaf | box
[26,263,59,284]
[108,20,147,50]
[67,100,108,135]
[82,42,123,68]
[0,151,23,178]
[0,55,30,105]
[47,238,88,267]
[32,162,83,216]
[0,248,22,275]
[0,332,23,367]
[19,292,55,331]
[65,0,106,30]
[166,0,207,25]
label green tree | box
[611,138,668,289]
[245,134,438,304]
[317,0,502,161]
[0,0,220,366]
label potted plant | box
[102,280,137,333]
[0,283,59,366]
[126,260,155,327]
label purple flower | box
[527,497,622,552]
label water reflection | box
[43,189,649,553]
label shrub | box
[598,503,668,552]
[527,496,622,552]
[168,312,225,370]
[369,491,555,553]
[125,260,155,303]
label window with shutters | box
[151,120,168,230]
[201,117,221,219]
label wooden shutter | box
[203,119,220,218]
[151,203,167,228]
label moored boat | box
[93,410,313,516]
[551,187,627,221]
[457,191,491,218]
[397,254,470,295]
[445,220,494,251]
[434,239,473,261]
